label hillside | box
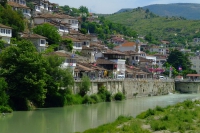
[105,8,200,42]
[116,3,200,20]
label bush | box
[136,108,155,119]
[82,95,93,104]
[114,92,125,101]
[79,75,91,97]
[65,94,83,105]
[155,106,164,112]
[0,106,12,113]
[90,94,101,103]
[98,86,112,102]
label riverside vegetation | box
[82,100,200,133]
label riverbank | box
[82,99,200,133]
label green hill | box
[105,8,200,43]
[143,3,200,20]
[116,3,200,20]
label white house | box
[0,24,12,44]
[103,50,126,77]
[8,0,31,19]
[189,56,200,73]
[21,33,47,52]
[51,50,77,76]
[146,55,157,65]
[149,45,167,55]
[34,13,79,32]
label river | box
[0,94,200,133]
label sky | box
[50,0,200,14]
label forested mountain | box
[105,7,200,44]
[116,3,200,20]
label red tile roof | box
[121,42,136,47]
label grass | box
[82,99,200,133]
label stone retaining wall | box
[73,79,175,98]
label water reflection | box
[0,94,200,133]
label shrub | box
[136,108,155,119]
[82,95,93,104]
[114,92,125,101]
[79,75,91,97]
[65,94,83,105]
[98,86,111,102]
[0,106,13,113]
[155,106,164,112]
[151,121,166,131]
[90,94,101,104]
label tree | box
[44,55,74,107]
[79,6,89,14]
[61,39,73,52]
[167,49,191,71]
[33,23,61,45]
[0,40,48,110]
[79,75,91,97]
[0,5,25,37]
[0,78,8,106]
[0,0,7,7]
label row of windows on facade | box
[14,0,26,5]
[73,43,82,47]
[192,65,200,68]
[0,29,11,34]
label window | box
[6,29,10,34]
[41,40,45,44]
[1,29,5,34]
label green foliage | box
[79,75,91,97]
[79,6,89,14]
[61,39,73,52]
[0,78,8,106]
[81,18,137,41]
[33,23,61,45]
[114,92,125,101]
[0,40,5,49]
[60,5,89,17]
[0,0,7,7]
[0,5,25,37]
[166,49,196,76]
[65,94,83,105]
[82,95,93,104]
[83,116,150,133]
[0,40,48,110]
[0,106,12,113]
[44,55,74,107]
[97,86,111,102]
[106,43,115,49]
[136,108,155,119]
[105,8,200,44]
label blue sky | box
[50,0,200,14]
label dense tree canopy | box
[0,40,48,110]
[44,55,74,107]
[81,17,137,42]
[33,23,61,45]
[166,49,196,76]
[0,5,25,37]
